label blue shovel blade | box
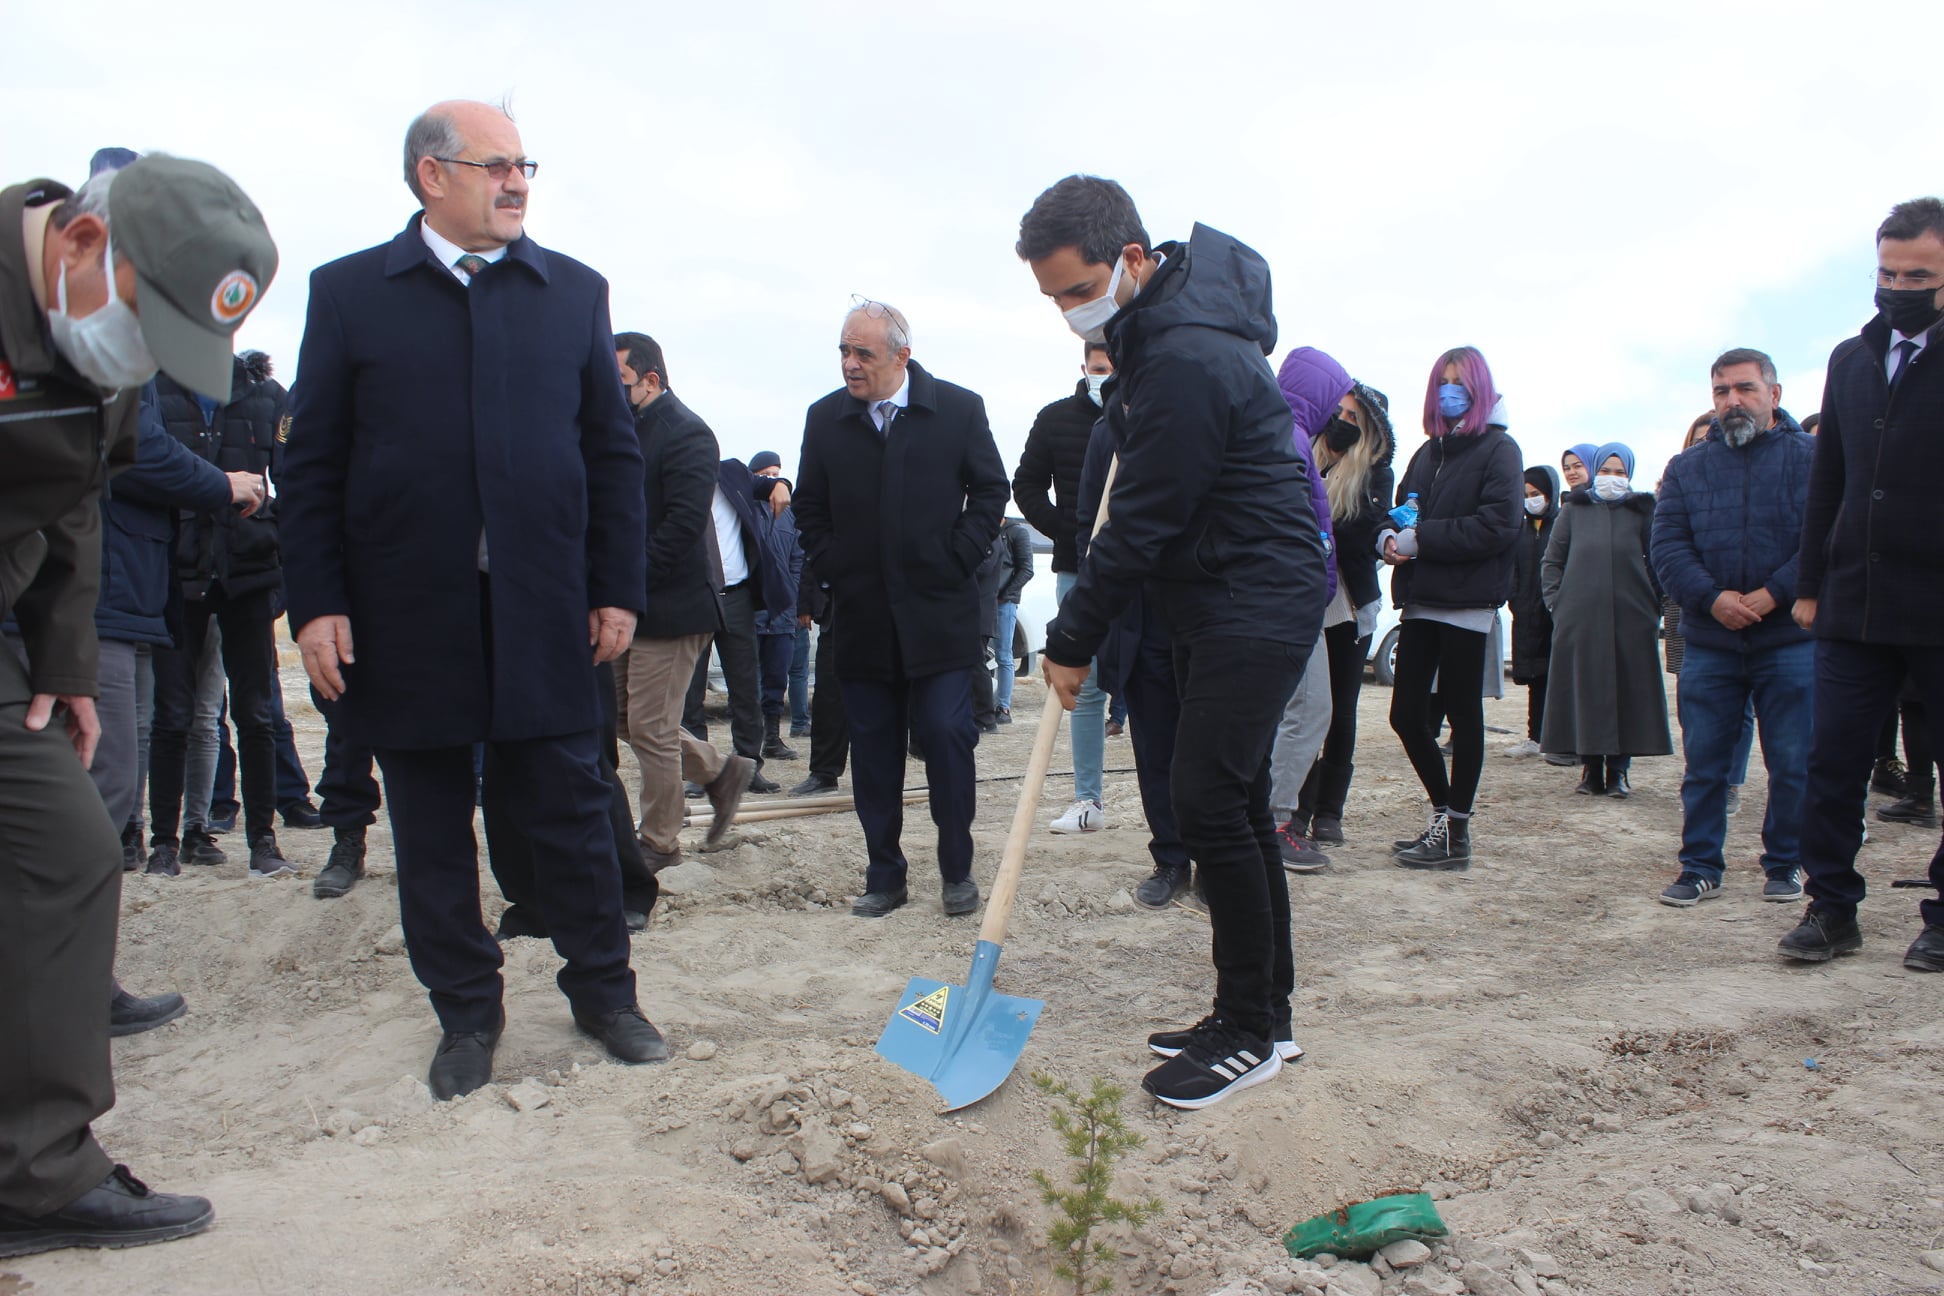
[876,940,1044,1111]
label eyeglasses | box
[850,294,896,318]
[1876,268,1940,288]
[436,157,539,181]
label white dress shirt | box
[869,372,911,432]
[419,219,507,283]
[1887,327,1929,382]
[711,486,749,588]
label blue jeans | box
[1730,694,1754,787]
[994,601,1019,713]
[1055,572,1105,804]
[789,623,811,731]
[1677,641,1813,882]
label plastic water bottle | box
[1388,492,1420,530]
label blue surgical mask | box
[1438,384,1472,419]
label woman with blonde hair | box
[1291,381,1395,847]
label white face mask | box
[1084,372,1108,406]
[1063,255,1128,344]
[1523,495,1548,516]
[47,233,158,392]
[1591,475,1631,502]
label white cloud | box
[10,0,1940,493]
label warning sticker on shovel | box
[898,986,949,1035]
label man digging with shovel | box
[1017,176,1329,1110]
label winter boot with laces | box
[1394,813,1472,871]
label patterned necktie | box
[1891,339,1918,387]
[453,254,488,281]
[876,400,897,435]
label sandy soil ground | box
[6,662,1943,1296]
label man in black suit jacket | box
[793,301,1009,917]
[682,456,787,793]
[282,100,665,1100]
[612,333,751,868]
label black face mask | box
[1876,285,1944,336]
[1321,413,1361,453]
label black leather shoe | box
[624,909,648,933]
[1777,904,1863,963]
[495,905,550,940]
[747,767,781,795]
[279,797,325,829]
[851,887,908,918]
[313,825,367,899]
[1876,794,1940,827]
[1134,864,1190,910]
[428,1024,502,1100]
[704,755,754,848]
[1575,761,1606,796]
[789,773,839,797]
[0,1165,212,1259]
[573,1004,670,1063]
[762,716,800,761]
[1607,771,1632,799]
[1905,923,1944,972]
[109,985,187,1038]
[1872,757,1909,797]
[942,878,980,916]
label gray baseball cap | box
[108,155,278,402]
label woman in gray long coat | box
[1540,441,1672,797]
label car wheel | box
[1373,627,1401,687]
[1013,623,1033,677]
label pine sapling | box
[1031,1072,1164,1295]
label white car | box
[1010,520,1059,675]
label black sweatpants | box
[1389,619,1488,815]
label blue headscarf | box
[1591,442,1636,479]
[1564,443,1599,476]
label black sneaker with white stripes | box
[1147,1014,1303,1063]
[1140,1021,1283,1110]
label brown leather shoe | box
[703,755,754,847]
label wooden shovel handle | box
[978,454,1119,947]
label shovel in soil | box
[874,695,1063,1109]
[876,460,1120,1110]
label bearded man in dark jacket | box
[1018,175,1327,1111]
[1782,196,1944,971]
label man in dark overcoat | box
[1783,195,1944,972]
[792,301,1009,917]
[280,100,661,1100]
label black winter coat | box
[996,518,1035,604]
[281,215,647,749]
[1799,312,1944,644]
[97,386,230,647]
[793,361,1009,681]
[1046,224,1327,668]
[1509,464,1560,681]
[632,390,720,640]
[154,351,287,602]
[1013,381,1098,572]
[1389,423,1525,611]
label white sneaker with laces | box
[1050,799,1105,834]
[1501,739,1541,759]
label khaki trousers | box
[626,633,728,853]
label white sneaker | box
[1502,739,1541,759]
[1050,799,1105,834]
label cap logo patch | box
[210,271,258,325]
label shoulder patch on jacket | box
[276,414,291,443]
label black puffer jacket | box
[1509,464,1559,680]
[1013,380,1097,572]
[1388,410,1524,612]
[1045,223,1327,666]
[155,351,286,601]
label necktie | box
[876,400,898,435]
[453,254,488,281]
[1891,339,1918,387]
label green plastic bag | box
[1283,1192,1449,1260]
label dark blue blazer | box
[714,457,794,628]
[280,214,647,749]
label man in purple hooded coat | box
[1268,347,1347,870]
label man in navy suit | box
[792,301,1009,917]
[280,100,662,1100]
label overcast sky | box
[12,0,1942,492]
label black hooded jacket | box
[154,350,287,601]
[1044,224,1328,667]
[1013,379,1098,573]
[1509,463,1559,680]
[1388,413,1525,612]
